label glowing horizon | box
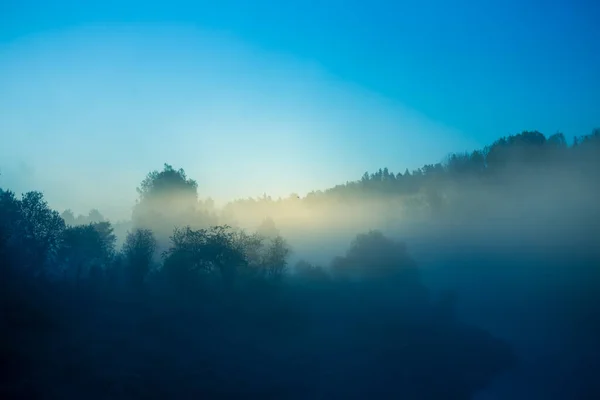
[0,24,476,220]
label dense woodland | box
[1,129,599,399]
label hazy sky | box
[1,1,599,219]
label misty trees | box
[213,127,600,234]
[162,227,208,292]
[2,125,599,398]
[332,230,418,279]
[299,230,516,398]
[60,209,76,226]
[330,230,429,316]
[0,190,19,245]
[572,128,600,181]
[59,222,116,284]
[162,225,246,292]
[18,192,66,274]
[235,226,292,283]
[61,209,106,226]
[122,228,157,288]
[483,130,548,173]
[256,217,280,239]
[132,164,215,239]
[446,151,485,178]
[295,259,329,283]
[284,128,599,219]
[0,190,20,277]
[1,167,524,399]
[161,224,293,292]
[133,163,196,223]
[0,191,66,275]
[261,235,291,281]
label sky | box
[1,0,599,220]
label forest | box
[1,129,599,399]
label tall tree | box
[261,235,291,281]
[59,222,116,284]
[13,191,66,274]
[132,164,212,239]
[123,229,157,288]
[163,225,246,291]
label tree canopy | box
[1,127,599,398]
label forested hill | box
[245,129,598,202]
[46,129,600,235]
[222,129,600,240]
[1,128,599,399]
[42,128,600,254]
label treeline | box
[0,167,517,399]
[311,129,598,198]
[0,191,292,291]
[225,129,599,206]
[212,129,600,237]
[1,127,599,398]
[52,129,600,235]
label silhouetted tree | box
[61,208,107,226]
[9,191,66,275]
[163,225,247,291]
[232,230,266,278]
[256,217,280,239]
[0,189,21,276]
[261,235,291,281]
[295,259,329,282]
[332,230,418,280]
[59,222,116,284]
[123,228,157,288]
[61,209,76,226]
[132,164,214,239]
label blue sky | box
[1,1,599,219]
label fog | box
[1,130,599,399]
[0,24,478,220]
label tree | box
[61,209,76,226]
[331,230,420,284]
[137,164,198,203]
[163,225,246,291]
[12,191,65,275]
[59,222,117,284]
[484,131,547,172]
[87,209,105,224]
[262,235,291,281]
[295,259,329,282]
[232,230,266,274]
[132,164,212,239]
[547,132,567,149]
[61,209,106,226]
[0,189,21,274]
[256,217,280,239]
[123,229,157,288]
[92,222,117,255]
